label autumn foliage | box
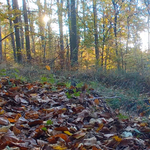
[0,77,149,149]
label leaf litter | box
[0,77,149,149]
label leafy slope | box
[0,77,149,150]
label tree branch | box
[0,32,14,42]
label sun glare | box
[140,32,148,51]
[43,15,50,24]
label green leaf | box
[46,120,53,125]
[42,127,47,131]
[66,82,71,88]
[66,92,72,98]
[76,82,83,88]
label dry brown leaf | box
[13,126,21,135]
[73,130,86,139]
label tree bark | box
[0,21,2,62]
[28,11,35,55]
[23,0,31,61]
[70,0,78,67]
[37,0,45,62]
[7,0,16,62]
[57,0,64,69]
[93,0,99,66]
[12,0,22,63]
[112,0,120,70]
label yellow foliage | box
[45,65,51,71]
[64,131,73,136]
[52,145,67,150]
[112,135,122,142]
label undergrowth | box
[0,64,150,117]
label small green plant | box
[42,127,47,131]
[11,69,26,82]
[66,82,71,88]
[66,88,81,98]
[46,120,53,125]
[73,91,81,97]
[40,76,48,83]
[117,113,129,120]
[40,74,55,84]
[0,69,6,76]
[66,92,72,98]
[48,74,55,84]
[76,82,83,88]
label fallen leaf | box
[46,65,51,71]
[73,130,86,139]
[112,135,122,142]
[54,127,69,131]
[52,145,67,150]
[64,131,72,136]
[94,99,99,105]
[13,126,21,135]
[47,134,70,144]
[96,123,104,132]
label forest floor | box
[0,64,150,149]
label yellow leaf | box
[96,123,104,132]
[112,135,122,142]
[52,145,67,150]
[64,131,73,136]
[61,108,67,111]
[46,65,51,71]
[0,110,5,115]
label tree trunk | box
[112,0,120,70]
[148,14,150,53]
[12,0,22,63]
[28,11,35,55]
[0,21,2,62]
[101,9,105,68]
[67,0,71,62]
[70,0,78,67]
[57,0,64,69]
[37,0,45,62]
[23,0,31,61]
[7,0,16,62]
[93,0,99,66]
[19,17,24,50]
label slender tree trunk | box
[23,0,31,61]
[70,0,78,67]
[148,15,150,53]
[19,17,24,50]
[37,0,45,62]
[101,9,105,68]
[7,0,16,62]
[93,0,99,66]
[57,0,64,69]
[0,21,2,62]
[12,0,22,63]
[47,0,53,55]
[28,11,35,55]
[67,0,71,59]
[125,16,130,71]
[112,0,120,70]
